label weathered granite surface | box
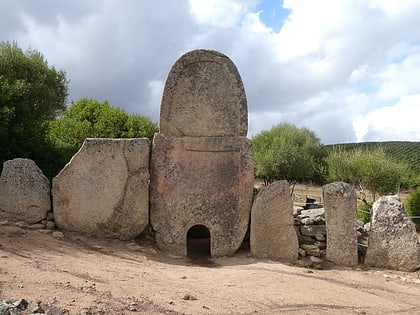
[53,138,150,240]
[0,158,50,223]
[159,49,248,137]
[151,134,253,257]
[250,180,298,261]
[150,49,254,257]
[365,195,420,271]
[323,182,358,267]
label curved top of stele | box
[158,49,248,137]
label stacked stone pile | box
[294,201,368,268]
[357,220,369,262]
[294,205,327,267]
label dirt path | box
[1,226,420,314]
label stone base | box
[150,134,254,257]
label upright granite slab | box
[159,49,248,137]
[0,158,50,223]
[250,180,298,261]
[323,182,358,266]
[365,195,420,271]
[150,49,254,257]
[53,138,150,240]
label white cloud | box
[1,0,420,143]
[188,0,257,28]
[376,54,420,102]
[349,64,370,83]
[354,94,420,141]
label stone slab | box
[53,138,150,240]
[250,180,298,261]
[150,133,254,257]
[159,49,248,137]
[323,182,358,267]
[0,158,50,223]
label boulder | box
[53,138,150,240]
[250,180,298,261]
[0,158,50,223]
[365,196,420,271]
[323,182,358,267]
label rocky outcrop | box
[0,158,50,224]
[323,182,358,267]
[365,195,420,271]
[53,138,150,241]
[250,180,298,261]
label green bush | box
[357,202,372,224]
[405,187,420,225]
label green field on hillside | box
[326,141,420,176]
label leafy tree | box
[327,147,408,203]
[0,41,68,174]
[48,98,157,166]
[252,123,327,191]
[405,187,420,226]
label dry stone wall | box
[293,203,327,268]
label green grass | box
[325,141,420,176]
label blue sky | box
[256,0,290,31]
[1,0,420,144]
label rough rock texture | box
[53,138,150,240]
[0,158,50,224]
[323,182,358,267]
[159,49,248,137]
[296,208,325,225]
[365,195,420,271]
[151,134,254,257]
[150,49,254,257]
[250,180,298,261]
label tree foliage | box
[0,41,68,174]
[252,123,327,188]
[48,98,157,164]
[405,187,420,226]
[327,147,408,202]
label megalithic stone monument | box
[150,49,254,257]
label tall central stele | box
[150,49,254,257]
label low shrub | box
[357,202,372,224]
[405,187,420,226]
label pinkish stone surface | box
[150,134,253,257]
[150,49,253,257]
[159,49,248,137]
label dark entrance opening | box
[187,225,211,258]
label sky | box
[1,0,420,144]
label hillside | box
[326,141,420,176]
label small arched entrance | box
[187,225,211,258]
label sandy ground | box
[1,226,420,315]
